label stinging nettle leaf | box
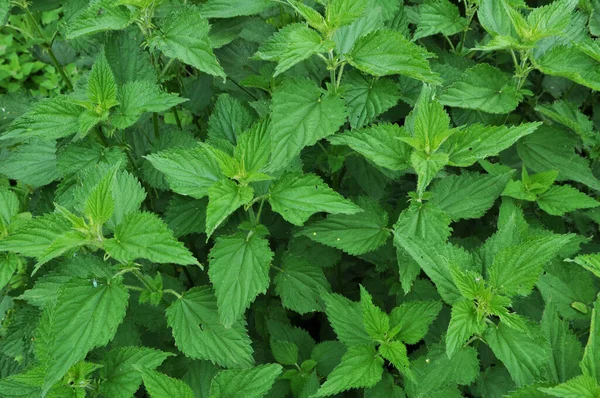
[488,234,574,297]
[314,344,384,397]
[269,78,347,171]
[298,196,390,256]
[208,233,273,327]
[328,123,411,171]
[438,64,523,114]
[340,71,401,129]
[166,286,254,368]
[429,172,513,221]
[145,146,223,199]
[104,211,198,265]
[274,255,331,314]
[413,0,467,41]
[268,172,361,226]
[138,368,194,398]
[208,363,282,398]
[254,23,331,76]
[346,29,441,83]
[37,277,129,394]
[151,5,225,79]
[205,179,254,238]
[444,122,541,167]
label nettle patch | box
[1,0,600,397]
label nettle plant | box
[1,0,600,397]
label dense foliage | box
[1,0,600,397]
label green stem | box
[254,197,266,226]
[164,289,182,299]
[457,0,476,53]
[335,62,346,89]
[153,112,160,137]
[173,107,182,130]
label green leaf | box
[269,78,347,171]
[404,85,452,153]
[0,139,59,188]
[346,29,441,83]
[112,81,187,129]
[104,211,198,265]
[207,94,255,144]
[488,234,573,297]
[439,64,522,114]
[298,196,390,256]
[268,172,361,226]
[444,122,541,167]
[314,344,384,397]
[323,292,372,346]
[255,23,330,76]
[1,96,82,142]
[333,6,384,55]
[37,277,129,394]
[65,0,133,39]
[527,0,578,41]
[84,167,117,225]
[446,300,485,359]
[152,5,225,79]
[517,126,600,191]
[138,368,194,398]
[206,179,254,238]
[146,146,223,199]
[538,375,600,398]
[57,139,125,177]
[410,150,449,194]
[328,124,411,171]
[0,213,71,259]
[165,196,207,238]
[379,341,410,376]
[393,234,466,304]
[360,285,390,341]
[100,347,173,398]
[429,172,512,221]
[274,255,331,314]
[541,301,584,383]
[581,295,600,381]
[209,364,282,398]
[477,0,516,37]
[536,185,599,216]
[0,188,19,231]
[0,0,8,26]
[533,45,600,91]
[271,340,299,365]
[571,253,600,279]
[88,51,119,111]
[485,322,551,387]
[340,71,401,129]
[413,0,467,40]
[0,253,19,291]
[406,344,480,397]
[234,120,271,175]
[326,0,368,28]
[535,100,595,146]
[200,0,272,18]
[389,301,442,344]
[208,233,273,327]
[165,286,254,368]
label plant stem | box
[457,0,477,54]
[173,107,182,130]
[153,112,160,137]
[335,62,346,89]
